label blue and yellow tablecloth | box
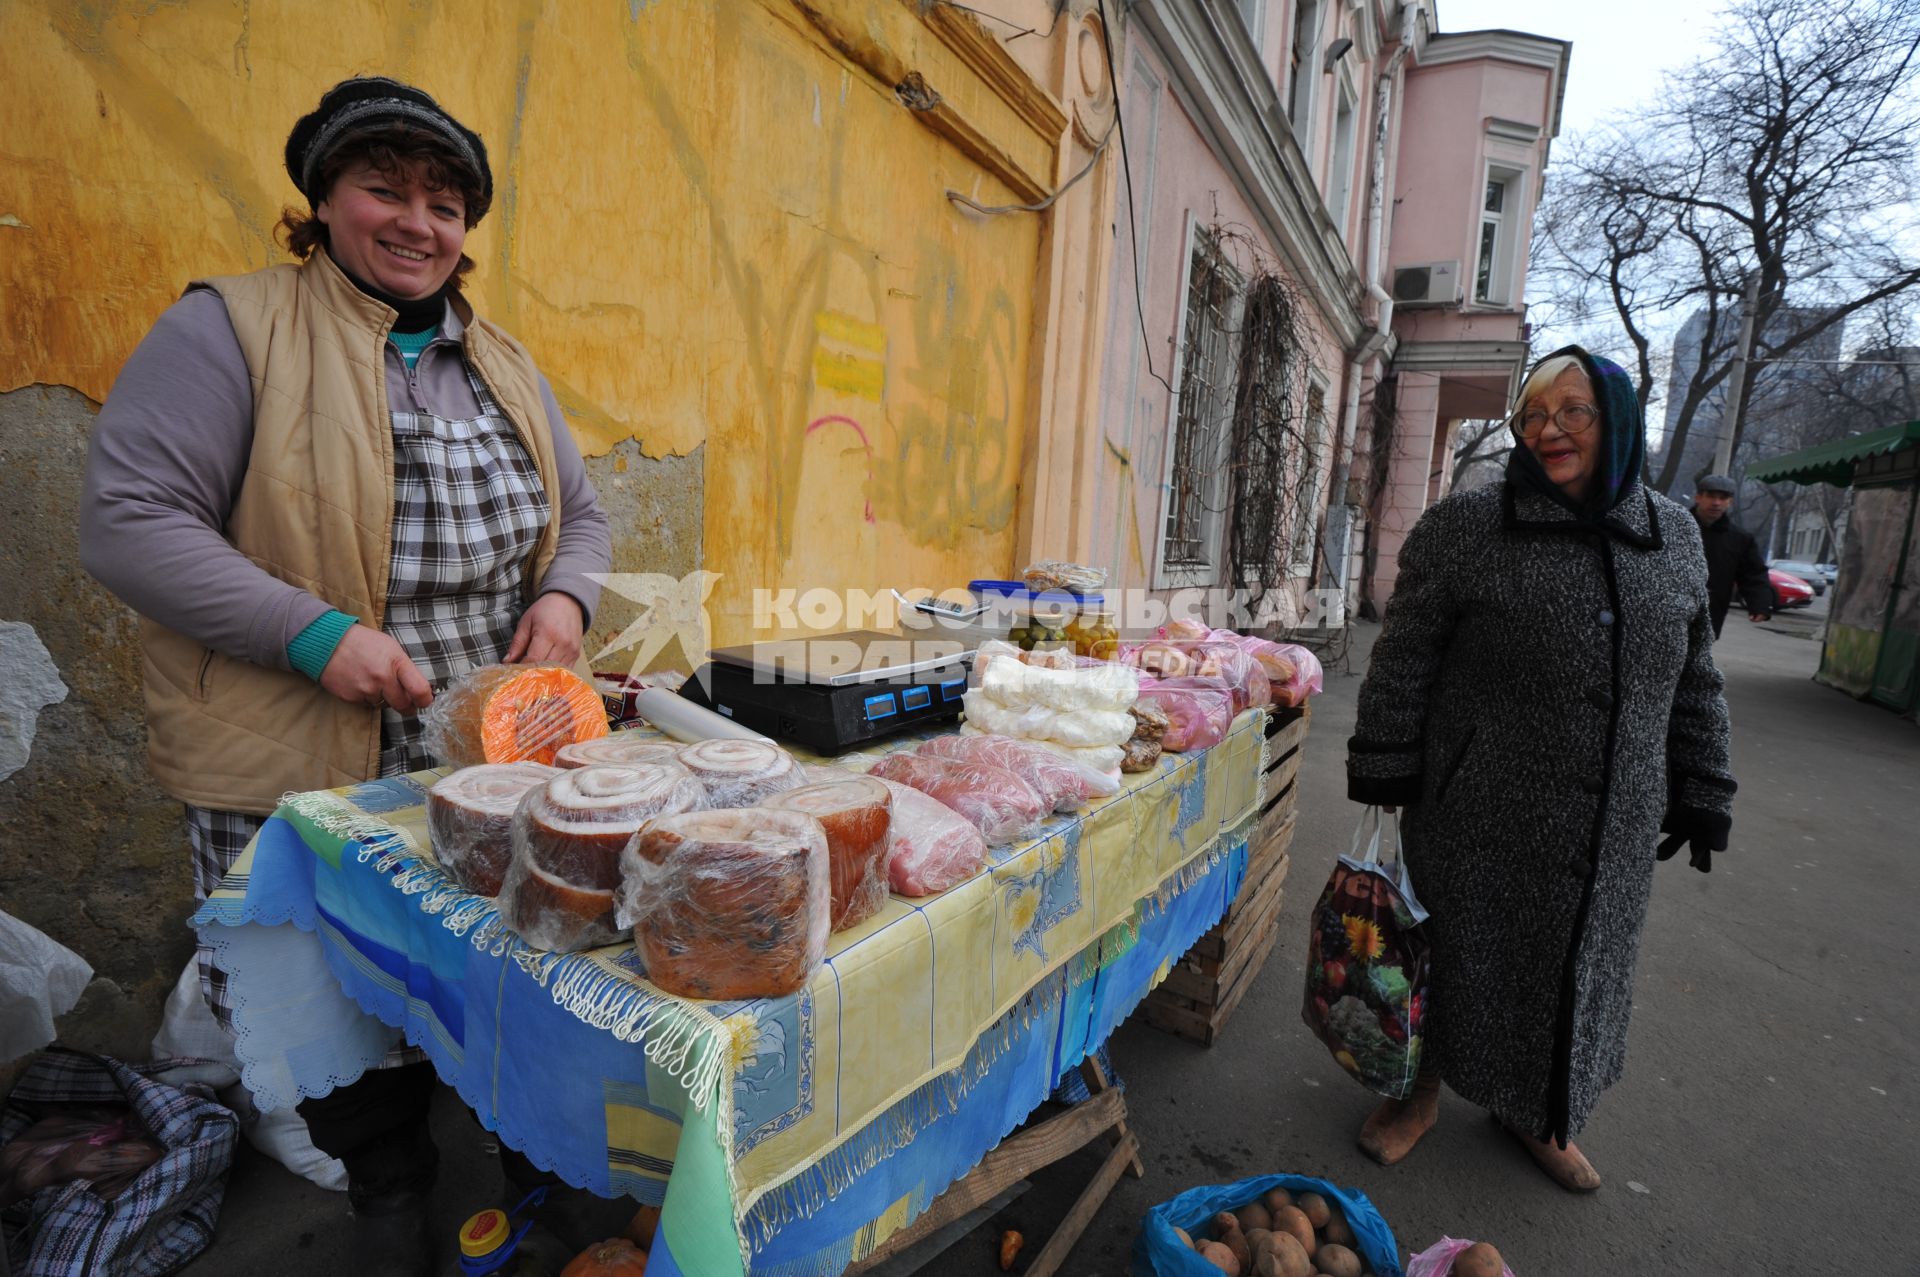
[192,712,1269,1276]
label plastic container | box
[969,580,1106,645]
[448,1192,567,1275]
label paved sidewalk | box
[966,614,1919,1275]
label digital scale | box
[677,630,974,753]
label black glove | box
[1657,806,1731,874]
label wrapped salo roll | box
[499,764,705,951]
[620,808,830,1000]
[677,738,804,807]
[554,733,688,772]
[760,777,893,931]
[428,762,562,896]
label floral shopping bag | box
[1301,807,1431,1099]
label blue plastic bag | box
[1133,1172,1403,1277]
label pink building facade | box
[1092,1,1567,620]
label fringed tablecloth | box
[192,710,1269,1275]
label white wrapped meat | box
[977,659,1138,715]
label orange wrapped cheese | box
[422,664,609,768]
[499,764,705,951]
[619,808,829,999]
[760,777,892,931]
[676,738,804,807]
[427,762,561,896]
[553,733,686,772]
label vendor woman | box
[80,77,613,1273]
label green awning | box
[1747,420,1920,487]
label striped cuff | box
[287,609,358,680]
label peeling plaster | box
[0,622,69,783]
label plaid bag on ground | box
[1,1046,236,1276]
[1301,807,1432,1100]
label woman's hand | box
[319,625,434,712]
[505,592,586,666]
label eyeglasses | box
[1509,403,1600,440]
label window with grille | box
[1160,229,1239,581]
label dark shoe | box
[348,1189,432,1277]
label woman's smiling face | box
[316,159,467,301]
[1521,367,1602,502]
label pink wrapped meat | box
[914,733,1118,812]
[1190,642,1272,712]
[872,777,989,896]
[1135,680,1235,752]
[867,752,1049,845]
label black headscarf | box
[1505,345,1645,517]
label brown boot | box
[1356,1072,1441,1166]
[1501,1121,1601,1192]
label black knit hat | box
[284,77,492,216]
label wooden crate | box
[1139,705,1309,1045]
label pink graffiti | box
[805,414,878,524]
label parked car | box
[1769,559,1827,595]
[1769,569,1814,609]
[1818,563,1838,585]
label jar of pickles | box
[1064,609,1119,660]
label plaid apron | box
[188,351,549,1039]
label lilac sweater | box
[80,290,613,673]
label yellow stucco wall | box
[1,0,1078,643]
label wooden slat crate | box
[1139,704,1310,1045]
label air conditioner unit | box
[1392,261,1460,306]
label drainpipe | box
[1320,1,1418,602]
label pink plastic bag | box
[1134,681,1235,752]
[869,753,1049,844]
[1267,642,1325,707]
[915,733,1118,811]
[1406,1238,1516,1277]
[872,777,990,895]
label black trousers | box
[295,1065,568,1210]
[297,1063,440,1207]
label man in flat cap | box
[1691,474,1774,637]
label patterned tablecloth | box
[192,711,1269,1276]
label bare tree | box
[1531,0,1920,494]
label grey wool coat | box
[1347,477,1735,1143]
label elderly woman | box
[81,78,612,1271]
[1344,346,1734,1191]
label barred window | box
[1160,228,1239,580]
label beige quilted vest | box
[142,251,562,814]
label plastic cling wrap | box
[1135,681,1235,753]
[873,777,990,896]
[620,808,830,1000]
[553,732,688,772]
[976,657,1138,715]
[1120,736,1163,773]
[422,664,609,767]
[966,730,1125,775]
[677,738,805,807]
[760,777,893,932]
[914,733,1118,811]
[868,753,1048,845]
[427,762,562,896]
[499,764,706,952]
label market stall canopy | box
[1747,420,1920,488]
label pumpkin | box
[561,1238,649,1277]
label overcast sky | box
[1433,0,1721,140]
